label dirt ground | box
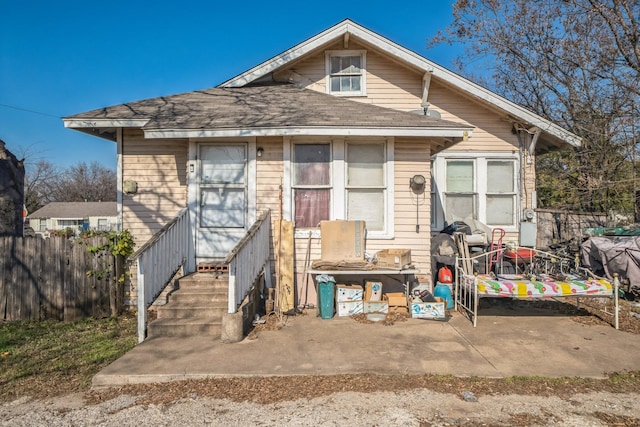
[3,375,640,426]
[2,298,640,426]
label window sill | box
[328,92,367,97]
[294,229,393,240]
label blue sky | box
[0,1,460,171]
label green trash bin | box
[317,275,336,319]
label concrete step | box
[156,304,227,319]
[147,272,230,338]
[175,273,229,290]
[168,290,228,304]
[147,316,222,338]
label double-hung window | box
[290,139,391,236]
[326,50,366,96]
[346,142,385,231]
[293,143,331,228]
[445,160,476,221]
[486,160,516,226]
[432,155,518,230]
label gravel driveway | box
[3,389,640,426]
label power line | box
[0,103,61,119]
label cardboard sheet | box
[320,220,366,261]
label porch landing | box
[93,305,640,387]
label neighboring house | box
[28,202,117,236]
[63,19,580,317]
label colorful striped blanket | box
[464,274,613,298]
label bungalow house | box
[63,19,580,341]
[28,201,117,237]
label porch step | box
[156,303,227,319]
[147,316,222,338]
[175,272,229,290]
[167,290,228,304]
[147,272,229,339]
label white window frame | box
[284,137,394,239]
[97,218,109,231]
[345,141,388,234]
[325,50,367,97]
[431,152,519,232]
[291,141,333,229]
[485,159,518,227]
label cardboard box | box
[411,297,446,319]
[376,249,411,269]
[364,281,383,301]
[320,220,366,261]
[384,292,407,307]
[336,284,364,302]
[363,301,389,314]
[388,306,409,314]
[336,301,364,317]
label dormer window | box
[326,50,366,96]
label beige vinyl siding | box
[275,40,423,111]
[121,128,188,247]
[362,47,422,110]
[256,137,284,219]
[274,45,328,91]
[366,139,431,275]
[429,81,519,151]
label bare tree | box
[431,0,640,213]
[24,159,60,213]
[51,162,116,203]
[23,160,116,212]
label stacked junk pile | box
[431,219,640,301]
[311,220,450,322]
[582,228,640,300]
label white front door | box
[196,143,248,261]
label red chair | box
[488,228,505,273]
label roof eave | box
[143,126,474,139]
[63,118,151,142]
[63,118,150,128]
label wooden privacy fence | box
[0,236,116,321]
[536,209,607,248]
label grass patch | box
[0,312,137,402]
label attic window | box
[326,50,366,96]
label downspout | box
[516,128,526,218]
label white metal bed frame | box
[454,247,620,329]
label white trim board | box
[143,127,473,139]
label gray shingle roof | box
[64,84,472,131]
[28,202,116,219]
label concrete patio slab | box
[92,307,640,388]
